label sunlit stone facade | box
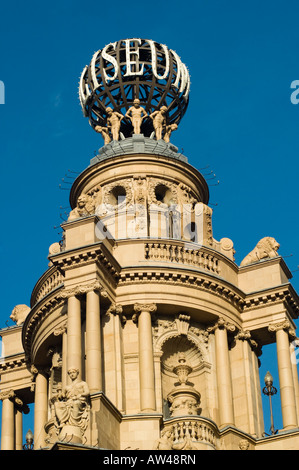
[1,39,299,451]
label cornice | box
[49,242,121,282]
[118,267,245,311]
[242,283,299,319]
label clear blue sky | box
[0,0,299,441]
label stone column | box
[269,321,298,429]
[210,317,235,428]
[67,293,82,378]
[34,370,48,449]
[54,323,67,389]
[134,303,157,412]
[0,390,15,450]
[290,338,299,423]
[14,398,29,450]
[86,285,102,393]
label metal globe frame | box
[79,38,190,138]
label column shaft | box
[15,408,23,450]
[67,295,82,377]
[276,328,298,429]
[137,307,156,412]
[1,394,15,450]
[215,326,235,427]
[34,372,48,449]
[86,289,102,393]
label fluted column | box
[269,321,298,429]
[0,390,15,450]
[209,317,235,428]
[134,303,157,412]
[86,285,102,393]
[34,370,48,449]
[67,294,82,378]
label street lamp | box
[23,429,34,450]
[262,371,278,435]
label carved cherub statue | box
[68,194,95,221]
[95,125,111,144]
[163,123,178,143]
[125,99,148,134]
[106,107,124,141]
[149,106,168,140]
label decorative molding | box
[0,389,15,401]
[207,317,236,334]
[133,303,157,323]
[119,271,244,310]
[268,320,296,339]
[106,303,126,325]
[58,280,102,299]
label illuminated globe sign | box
[79,38,190,140]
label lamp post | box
[262,371,277,435]
[23,429,34,450]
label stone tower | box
[1,38,299,451]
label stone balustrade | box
[145,241,220,275]
[30,266,64,307]
[163,416,218,450]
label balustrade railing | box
[145,242,220,275]
[30,266,64,307]
[163,417,218,449]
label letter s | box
[290,80,299,104]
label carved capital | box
[0,389,15,401]
[133,303,157,323]
[54,323,67,336]
[268,320,296,339]
[134,303,157,314]
[235,329,259,350]
[207,316,236,334]
[106,303,126,325]
[59,281,102,299]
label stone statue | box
[240,237,280,267]
[95,125,111,144]
[10,304,30,326]
[163,123,177,143]
[149,106,168,140]
[153,429,173,450]
[52,369,90,440]
[125,99,148,134]
[106,107,124,141]
[68,194,95,221]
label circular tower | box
[2,38,299,452]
